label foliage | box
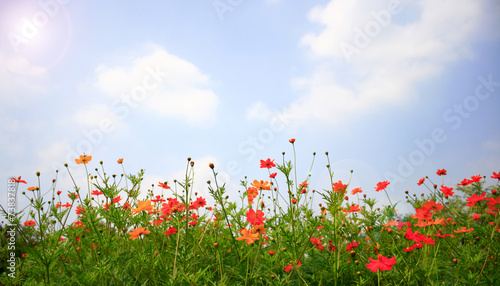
[1,144,499,285]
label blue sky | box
[1,0,500,216]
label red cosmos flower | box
[291,199,297,204]
[316,226,324,230]
[422,200,444,211]
[472,214,480,220]
[91,243,98,248]
[436,169,447,176]
[246,209,265,226]
[439,185,454,197]
[458,178,472,186]
[366,254,396,272]
[269,173,277,178]
[492,172,500,180]
[75,206,85,215]
[74,220,85,228]
[164,226,177,236]
[375,181,390,192]
[162,198,185,215]
[332,180,347,194]
[310,236,325,251]
[466,192,488,207]
[190,197,207,210]
[13,177,27,184]
[68,193,79,200]
[343,205,361,213]
[151,195,166,203]
[397,221,411,231]
[57,191,62,195]
[260,158,276,169]
[91,190,103,196]
[298,181,309,189]
[412,242,424,249]
[328,241,337,252]
[405,228,421,241]
[62,203,72,208]
[284,261,302,272]
[346,241,359,251]
[402,247,414,252]
[487,197,500,212]
[158,182,171,189]
[289,138,295,143]
[412,207,432,222]
[103,203,110,210]
[151,219,164,227]
[417,177,425,186]
[351,188,362,195]
[189,221,197,226]
[112,196,122,203]
[419,235,436,245]
[24,220,36,227]
[470,175,482,183]
[268,251,275,256]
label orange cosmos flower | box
[75,154,92,165]
[351,187,362,195]
[235,227,260,244]
[343,205,361,213]
[454,227,474,233]
[130,200,154,216]
[117,158,123,164]
[253,224,267,236]
[129,227,150,240]
[251,180,271,191]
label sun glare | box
[0,0,73,72]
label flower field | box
[1,140,499,285]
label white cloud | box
[94,44,219,128]
[483,140,500,152]
[246,101,274,121]
[0,53,48,107]
[72,104,121,130]
[255,0,489,126]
